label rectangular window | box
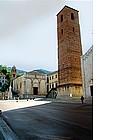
[61,15,63,22]
[73,27,74,32]
[71,13,74,20]
[20,83,22,89]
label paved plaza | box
[0,98,92,140]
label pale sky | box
[0,0,93,71]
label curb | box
[36,97,93,105]
[0,116,19,140]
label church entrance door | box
[33,87,38,95]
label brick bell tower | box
[57,6,83,98]
[11,65,17,79]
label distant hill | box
[17,69,26,75]
[8,67,52,75]
[31,69,52,74]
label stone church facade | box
[13,71,47,98]
[57,6,83,98]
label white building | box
[81,45,93,100]
[0,74,7,85]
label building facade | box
[81,46,93,99]
[57,6,83,98]
[0,74,7,86]
[13,71,47,98]
[47,71,58,92]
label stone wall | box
[57,84,82,98]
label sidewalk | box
[38,97,93,105]
[0,99,51,112]
[0,116,19,140]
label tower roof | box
[12,65,16,70]
[56,5,79,16]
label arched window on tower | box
[61,15,63,22]
[71,13,74,20]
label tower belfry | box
[57,6,83,98]
[11,65,17,79]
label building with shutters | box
[47,71,58,92]
[0,74,7,86]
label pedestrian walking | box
[0,110,2,115]
[81,96,84,104]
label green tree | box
[0,82,2,87]
[0,65,2,72]
[5,72,10,80]
[1,69,7,75]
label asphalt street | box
[1,100,93,140]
